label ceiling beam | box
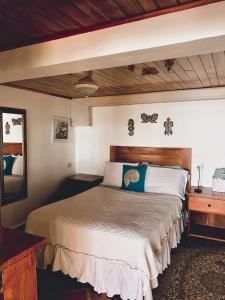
[1,1,225,84]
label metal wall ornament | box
[142,67,159,76]
[141,113,158,123]
[128,65,135,72]
[128,119,134,136]
[11,118,22,125]
[164,117,174,136]
[5,122,10,135]
[165,59,175,72]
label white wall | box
[0,85,75,228]
[75,99,225,187]
[3,113,23,143]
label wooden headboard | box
[3,143,23,155]
[110,145,192,173]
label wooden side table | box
[188,187,225,242]
[53,173,103,201]
[0,227,45,300]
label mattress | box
[26,186,184,300]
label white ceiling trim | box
[72,87,225,107]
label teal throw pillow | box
[3,155,15,175]
[122,165,147,192]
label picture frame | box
[52,117,70,142]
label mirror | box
[1,107,27,205]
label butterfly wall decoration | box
[141,113,158,123]
[11,118,22,125]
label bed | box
[26,146,192,300]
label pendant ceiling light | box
[74,71,98,98]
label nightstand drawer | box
[189,196,225,215]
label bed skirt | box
[36,216,184,300]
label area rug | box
[152,238,225,300]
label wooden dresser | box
[0,227,45,300]
[188,187,225,242]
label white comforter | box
[26,186,183,300]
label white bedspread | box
[26,186,183,300]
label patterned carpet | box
[38,238,225,300]
[152,238,225,300]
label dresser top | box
[189,186,225,200]
[0,227,45,269]
[67,173,103,182]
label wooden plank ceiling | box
[4,51,225,99]
[0,0,222,52]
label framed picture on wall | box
[52,117,70,142]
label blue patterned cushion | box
[3,155,15,175]
[121,165,147,192]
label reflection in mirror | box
[2,108,27,205]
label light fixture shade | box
[74,72,98,97]
[75,83,98,97]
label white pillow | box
[102,162,138,187]
[12,156,24,176]
[145,166,189,200]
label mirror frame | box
[0,107,27,205]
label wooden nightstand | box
[188,187,225,242]
[53,173,103,201]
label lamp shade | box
[74,72,98,97]
[75,83,98,97]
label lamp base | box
[194,187,202,193]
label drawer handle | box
[208,204,211,208]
